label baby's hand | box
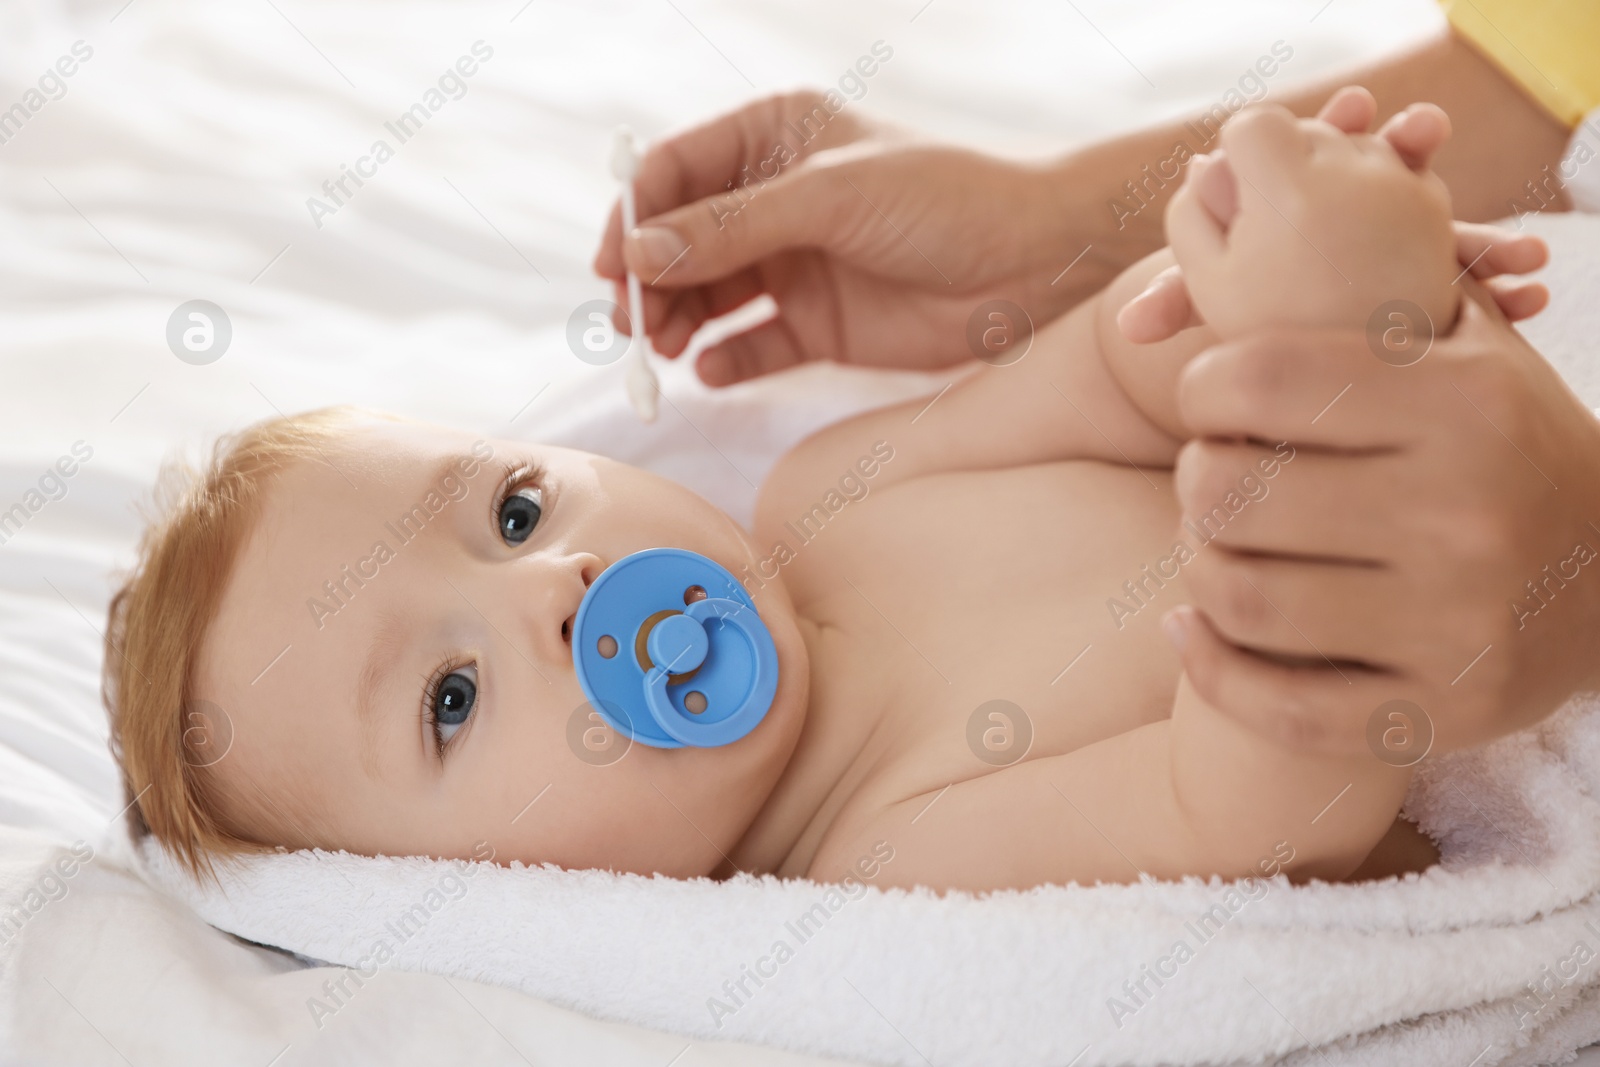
[1119,90,1549,343]
[1165,100,1458,339]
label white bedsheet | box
[8,0,1593,1064]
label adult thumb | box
[622,168,822,286]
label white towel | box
[139,687,1600,1067]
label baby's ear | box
[1189,152,1239,232]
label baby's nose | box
[514,550,603,669]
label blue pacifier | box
[572,548,779,748]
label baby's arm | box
[756,250,1201,541]
[762,95,1519,526]
[812,676,1410,891]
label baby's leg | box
[1076,251,1418,879]
[1137,105,1470,875]
[1166,660,1413,882]
[1090,247,1218,442]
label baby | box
[109,99,1493,893]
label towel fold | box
[139,690,1600,1067]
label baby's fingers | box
[1454,223,1549,278]
[1483,276,1550,322]
[1376,103,1451,172]
[1315,85,1377,134]
[1117,265,1202,344]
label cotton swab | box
[610,125,660,423]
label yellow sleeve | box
[1440,0,1600,126]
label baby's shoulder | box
[755,419,899,549]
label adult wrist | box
[1013,149,1150,317]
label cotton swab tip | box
[627,356,659,422]
[610,125,639,182]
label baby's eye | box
[498,486,543,546]
[431,666,477,747]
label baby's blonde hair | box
[103,405,391,885]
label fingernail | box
[628,226,687,270]
[1129,279,1160,305]
[1161,609,1189,654]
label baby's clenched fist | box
[1165,103,1458,340]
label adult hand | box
[1163,282,1600,757]
[592,91,1100,386]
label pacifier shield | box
[572,548,779,748]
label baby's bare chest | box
[781,460,1198,799]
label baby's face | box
[194,419,809,876]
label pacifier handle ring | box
[642,598,778,747]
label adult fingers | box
[1173,440,1403,560]
[650,273,767,357]
[594,91,861,281]
[1177,328,1435,448]
[1179,549,1399,664]
[694,316,811,387]
[609,280,684,353]
[1164,605,1405,756]
[619,164,848,287]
